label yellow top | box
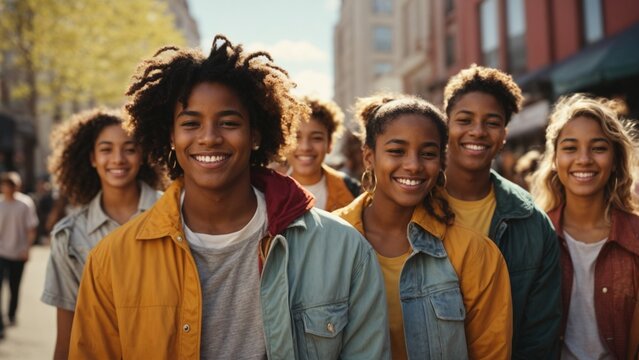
[445,187,497,236]
[376,250,411,360]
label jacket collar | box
[335,193,447,257]
[87,182,158,234]
[548,205,639,256]
[137,167,314,240]
[490,169,534,220]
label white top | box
[301,175,328,210]
[561,231,613,360]
[181,187,268,250]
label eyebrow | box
[176,109,245,119]
[96,140,136,146]
[384,139,440,147]
[559,137,610,144]
[455,109,504,120]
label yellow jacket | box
[335,194,513,359]
[323,164,359,212]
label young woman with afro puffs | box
[68,36,389,359]
[41,108,164,359]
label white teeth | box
[195,155,226,163]
[464,144,487,151]
[396,178,423,186]
[572,172,595,179]
[109,169,126,175]
[297,156,314,161]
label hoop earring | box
[436,169,447,188]
[168,146,178,171]
[361,168,377,195]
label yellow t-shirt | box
[445,187,497,236]
[376,250,411,360]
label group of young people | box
[38,35,638,359]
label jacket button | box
[602,287,608,294]
[176,235,183,242]
[327,322,334,333]
[183,323,190,333]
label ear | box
[90,151,96,167]
[170,130,175,149]
[502,128,508,148]
[327,138,333,154]
[251,129,261,150]
[362,145,375,170]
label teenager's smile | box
[172,82,258,194]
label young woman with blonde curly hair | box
[532,93,639,360]
[41,108,164,359]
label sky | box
[188,0,340,99]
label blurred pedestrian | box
[0,171,38,339]
[287,96,360,211]
[443,64,561,358]
[532,94,639,360]
[335,93,512,359]
[69,35,389,359]
[41,108,164,359]
[33,175,54,245]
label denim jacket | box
[70,169,390,360]
[336,194,512,359]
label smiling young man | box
[288,96,360,211]
[443,65,561,358]
[69,36,389,359]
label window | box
[582,0,603,44]
[446,33,456,67]
[480,0,499,68]
[374,62,393,77]
[507,0,526,74]
[372,0,392,14]
[373,26,392,52]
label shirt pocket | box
[294,301,349,360]
[428,287,468,358]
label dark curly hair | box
[48,108,164,206]
[355,93,454,225]
[443,64,523,125]
[125,35,309,179]
[302,95,345,144]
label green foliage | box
[0,0,187,117]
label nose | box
[199,123,223,146]
[468,122,488,137]
[112,148,126,164]
[576,148,593,165]
[403,152,424,173]
[297,136,311,151]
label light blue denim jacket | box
[262,208,390,359]
[336,195,513,360]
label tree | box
[0,0,187,125]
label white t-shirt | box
[302,175,328,210]
[181,187,267,249]
[561,231,613,360]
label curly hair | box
[443,64,523,125]
[48,108,164,206]
[355,93,454,225]
[302,95,345,144]
[124,35,309,179]
[531,94,639,217]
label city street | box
[0,245,55,359]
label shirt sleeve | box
[41,224,82,311]
[340,239,391,359]
[459,234,513,360]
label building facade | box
[334,0,396,122]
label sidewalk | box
[0,245,56,359]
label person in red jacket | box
[532,93,639,359]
